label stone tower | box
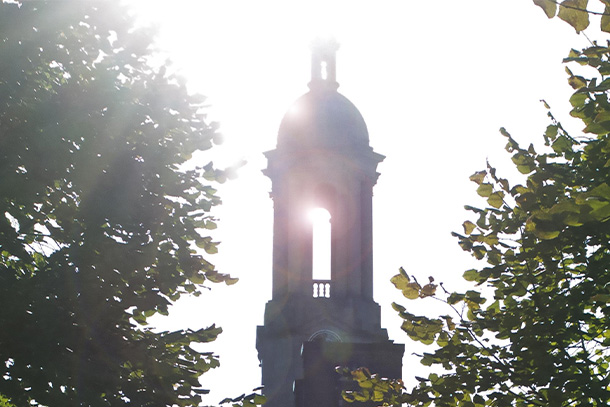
[256,39,404,407]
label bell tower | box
[256,40,404,407]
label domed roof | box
[277,89,369,149]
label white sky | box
[128,0,597,403]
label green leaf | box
[465,290,486,305]
[390,272,410,291]
[602,5,610,32]
[469,171,486,185]
[512,152,536,174]
[448,292,466,304]
[487,192,504,209]
[594,78,610,93]
[499,127,511,138]
[548,199,579,215]
[351,368,371,382]
[568,75,587,89]
[525,217,561,240]
[590,202,610,220]
[487,300,501,313]
[558,0,590,33]
[437,331,449,347]
[544,125,559,144]
[591,294,610,302]
[462,220,476,235]
[477,183,493,198]
[552,135,572,153]
[392,271,422,299]
[0,394,15,407]
[589,183,610,200]
[354,392,370,402]
[533,0,557,18]
[392,302,406,312]
[569,91,588,108]
[463,269,479,282]
[402,282,421,300]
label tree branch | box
[549,0,610,17]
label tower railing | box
[312,280,331,298]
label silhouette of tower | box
[256,39,404,407]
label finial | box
[308,37,340,91]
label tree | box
[343,26,610,407]
[0,2,239,406]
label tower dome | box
[277,91,369,148]
[276,39,369,149]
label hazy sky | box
[129,1,595,403]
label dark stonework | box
[296,341,404,407]
[256,39,404,407]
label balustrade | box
[312,280,331,298]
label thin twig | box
[549,0,610,17]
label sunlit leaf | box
[526,217,561,239]
[469,171,486,185]
[552,135,572,153]
[589,183,610,200]
[436,331,449,347]
[589,202,610,220]
[533,0,557,17]
[499,127,512,138]
[558,0,590,33]
[487,192,504,208]
[477,183,493,198]
[545,124,558,141]
[390,273,410,291]
[568,75,587,89]
[602,5,610,32]
[402,282,421,300]
[463,269,479,282]
[462,220,476,235]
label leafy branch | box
[344,40,610,407]
[534,0,610,33]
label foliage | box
[338,367,405,405]
[533,0,610,33]
[0,395,14,407]
[0,1,240,406]
[216,389,267,407]
[344,42,610,406]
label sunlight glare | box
[308,207,331,223]
[309,208,331,281]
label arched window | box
[309,207,331,281]
[320,60,328,80]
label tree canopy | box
[343,12,610,407]
[0,2,239,406]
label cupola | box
[277,39,370,149]
[257,39,403,407]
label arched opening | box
[309,207,331,282]
[320,60,328,80]
[308,329,342,342]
